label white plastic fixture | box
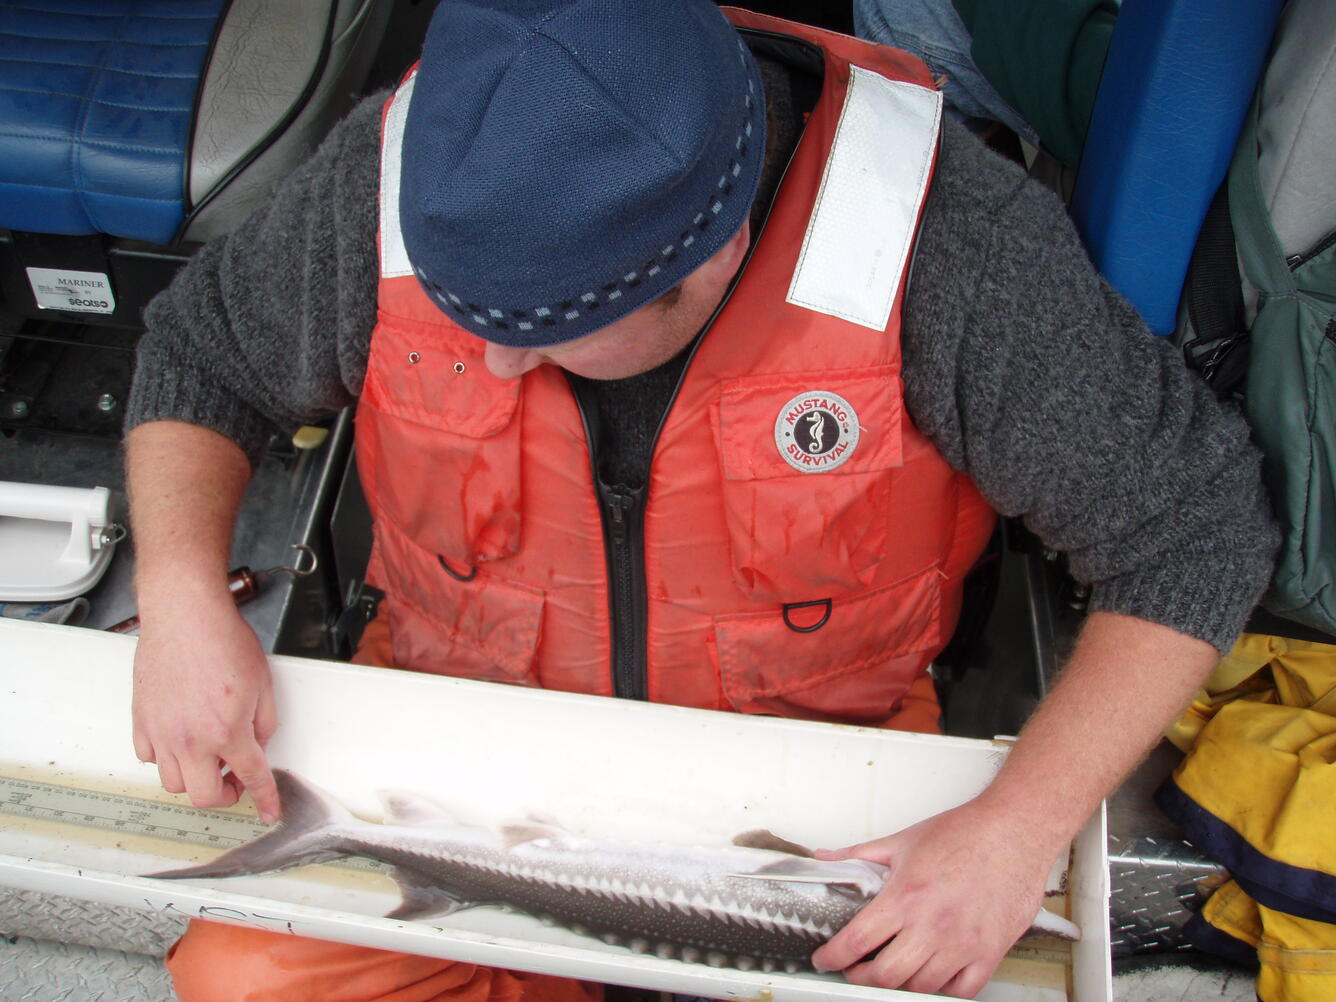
[0,481,120,601]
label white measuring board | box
[0,618,1111,1001]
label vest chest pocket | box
[713,367,905,601]
[359,319,523,568]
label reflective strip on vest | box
[379,72,415,280]
[787,65,942,331]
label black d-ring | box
[782,598,832,633]
[437,553,478,583]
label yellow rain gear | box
[1157,632,1336,1001]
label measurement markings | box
[0,774,383,872]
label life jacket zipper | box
[598,481,649,700]
[565,33,814,701]
[564,191,789,702]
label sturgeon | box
[148,770,1080,972]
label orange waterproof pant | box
[166,616,938,1001]
[167,921,604,1002]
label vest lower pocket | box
[711,566,943,725]
[368,537,544,686]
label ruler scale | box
[0,774,384,872]
[1,774,268,847]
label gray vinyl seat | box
[181,0,397,244]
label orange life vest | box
[357,10,996,727]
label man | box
[125,1,1277,999]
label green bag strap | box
[1227,97,1299,301]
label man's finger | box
[811,903,900,972]
[841,931,935,991]
[221,769,245,802]
[942,961,994,1000]
[157,755,185,795]
[813,832,902,864]
[900,951,969,997]
[226,744,280,824]
[132,728,156,765]
[253,687,279,748]
[178,754,229,809]
[811,846,852,860]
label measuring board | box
[0,773,1072,966]
[0,774,384,873]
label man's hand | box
[125,421,280,821]
[810,798,1053,999]
[131,595,281,824]
[809,613,1222,998]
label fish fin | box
[499,819,572,851]
[379,789,456,827]
[145,770,352,880]
[1023,907,1082,942]
[743,858,846,880]
[524,809,565,827]
[731,829,814,857]
[386,866,474,920]
[729,858,888,900]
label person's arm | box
[127,420,280,822]
[811,612,1216,997]
[807,121,1279,997]
[122,92,384,816]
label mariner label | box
[26,267,116,315]
[774,390,860,473]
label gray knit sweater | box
[127,82,1278,655]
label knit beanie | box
[399,0,766,347]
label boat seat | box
[1068,0,1287,336]
[0,0,393,326]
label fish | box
[146,770,1080,972]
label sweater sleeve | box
[125,92,387,466]
[902,120,1279,653]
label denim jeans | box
[852,0,1039,145]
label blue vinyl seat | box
[1068,0,1288,336]
[0,0,228,245]
[0,0,393,327]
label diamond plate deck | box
[1109,834,1227,956]
[0,887,185,958]
[0,936,174,1002]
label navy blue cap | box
[399,0,765,347]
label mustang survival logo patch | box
[774,391,860,472]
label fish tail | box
[146,770,357,880]
[1025,906,1082,942]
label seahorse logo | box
[773,390,860,473]
[802,411,828,453]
